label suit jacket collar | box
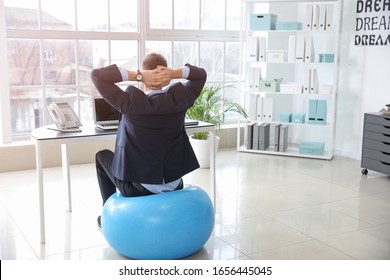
[146,89,164,97]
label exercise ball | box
[101,185,214,260]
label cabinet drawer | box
[362,148,390,163]
[364,130,390,142]
[363,138,390,153]
[365,114,390,127]
[364,122,390,135]
[361,157,390,175]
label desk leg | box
[35,141,46,244]
[209,131,216,208]
[61,144,72,212]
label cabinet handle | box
[380,161,390,166]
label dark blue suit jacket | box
[91,64,207,183]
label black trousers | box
[95,149,183,205]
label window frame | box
[1,0,241,143]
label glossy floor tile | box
[0,148,389,260]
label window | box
[1,0,241,141]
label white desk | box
[31,122,215,244]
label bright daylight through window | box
[2,0,241,141]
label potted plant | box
[386,104,390,111]
[186,84,248,168]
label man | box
[91,53,207,227]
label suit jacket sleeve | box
[91,64,207,115]
[91,64,139,112]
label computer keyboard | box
[96,124,118,130]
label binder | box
[288,35,296,63]
[303,68,311,94]
[308,99,317,124]
[279,124,289,152]
[304,4,313,30]
[295,35,305,63]
[316,100,327,125]
[247,68,255,90]
[326,4,333,30]
[258,37,267,62]
[318,4,326,31]
[310,68,318,93]
[246,122,256,149]
[304,36,314,62]
[259,123,270,150]
[247,36,259,61]
[312,4,320,30]
[252,123,260,150]
[256,96,263,121]
[274,124,281,152]
[248,93,258,120]
[262,97,273,122]
[253,67,261,91]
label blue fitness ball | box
[101,185,214,260]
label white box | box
[319,85,332,95]
[280,83,303,94]
[267,50,287,63]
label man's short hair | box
[142,53,167,70]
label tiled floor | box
[1,148,389,260]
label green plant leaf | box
[186,84,248,139]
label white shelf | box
[237,0,342,160]
[242,90,333,97]
[238,145,333,160]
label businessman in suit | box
[91,53,207,227]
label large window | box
[2,0,241,141]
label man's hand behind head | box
[142,66,172,90]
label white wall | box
[335,0,390,159]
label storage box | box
[292,113,306,123]
[250,14,277,30]
[280,83,303,93]
[275,22,303,30]
[267,50,288,63]
[318,85,332,95]
[299,142,325,155]
[259,78,282,92]
[279,112,292,123]
[319,53,334,63]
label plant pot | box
[189,134,220,169]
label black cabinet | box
[361,113,390,175]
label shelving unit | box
[237,0,343,160]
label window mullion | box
[0,0,12,143]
